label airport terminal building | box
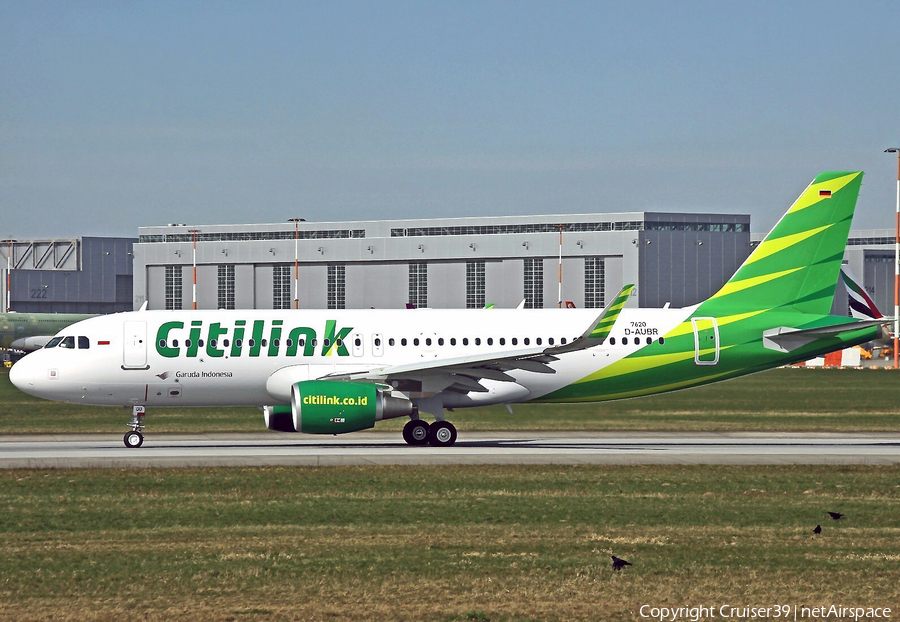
[134,212,752,312]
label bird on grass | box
[611,555,632,571]
[813,525,821,534]
[827,512,844,520]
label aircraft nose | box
[9,356,36,393]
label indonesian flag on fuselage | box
[840,264,883,320]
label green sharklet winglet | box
[545,284,634,355]
[589,284,634,341]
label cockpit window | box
[78,336,90,349]
[45,337,63,349]
[59,336,75,349]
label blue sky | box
[2,1,899,237]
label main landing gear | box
[124,405,146,448]
[402,419,458,447]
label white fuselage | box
[10,307,692,409]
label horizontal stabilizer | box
[762,319,884,353]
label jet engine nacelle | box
[264,381,413,434]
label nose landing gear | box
[124,405,145,448]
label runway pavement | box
[2,431,900,468]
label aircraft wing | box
[321,346,559,389]
[320,285,634,394]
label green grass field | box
[2,367,899,434]
[2,368,900,619]
[1,465,898,621]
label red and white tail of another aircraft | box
[839,264,884,320]
[839,264,894,344]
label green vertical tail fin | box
[699,171,863,316]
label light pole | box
[1,239,13,313]
[288,218,303,310]
[188,229,200,310]
[886,148,900,369]
[554,225,566,308]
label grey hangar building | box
[3,216,894,318]
[133,212,753,312]
[1,237,136,314]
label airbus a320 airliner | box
[10,172,884,448]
